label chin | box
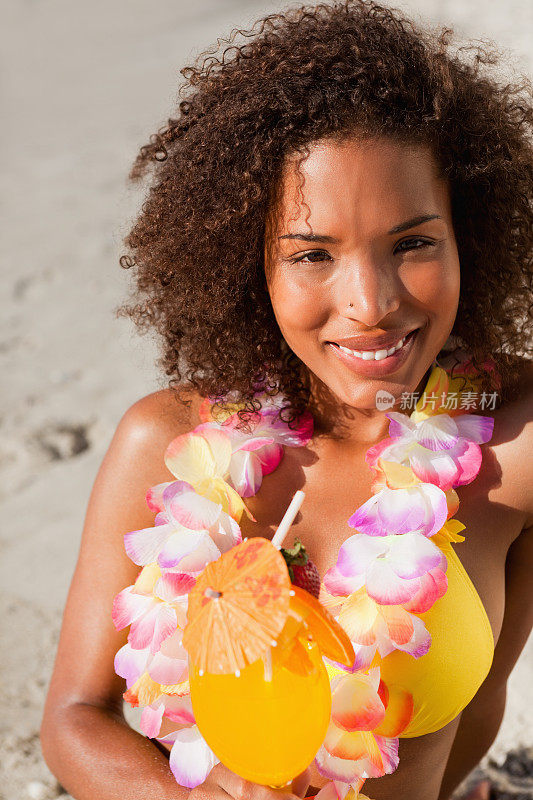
[327,379,405,412]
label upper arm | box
[41,390,200,723]
[453,362,533,695]
[490,523,533,683]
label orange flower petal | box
[379,459,420,490]
[373,684,414,737]
[380,605,414,645]
[445,488,460,519]
[337,590,379,646]
[129,672,161,706]
[324,726,383,773]
[332,674,386,732]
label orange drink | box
[183,536,355,787]
[189,586,354,786]
[189,594,331,785]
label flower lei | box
[112,357,498,799]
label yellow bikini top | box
[380,355,495,737]
[112,356,498,797]
[376,536,494,738]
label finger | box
[208,763,248,797]
[208,764,274,800]
[291,766,312,798]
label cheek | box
[401,258,460,316]
[269,274,329,334]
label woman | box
[40,2,533,799]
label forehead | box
[271,137,449,233]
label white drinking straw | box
[271,490,305,549]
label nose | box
[336,258,401,327]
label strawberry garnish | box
[280,538,321,599]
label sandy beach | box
[1,0,531,798]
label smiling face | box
[265,136,460,426]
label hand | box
[189,762,312,800]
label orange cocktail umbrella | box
[183,536,292,675]
[182,492,355,787]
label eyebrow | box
[277,214,443,242]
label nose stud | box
[348,302,354,308]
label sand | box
[1,0,531,798]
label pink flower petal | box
[235,436,275,452]
[373,736,399,775]
[167,725,219,788]
[403,567,447,613]
[260,406,314,446]
[229,449,263,497]
[256,442,284,476]
[454,414,494,444]
[348,495,384,536]
[148,649,188,685]
[140,702,165,738]
[164,482,222,531]
[124,523,173,567]
[210,514,242,553]
[337,535,386,576]
[163,694,195,725]
[128,604,159,649]
[157,530,220,570]
[323,564,364,596]
[159,628,188,659]
[385,412,415,439]
[365,437,394,471]
[150,605,178,654]
[451,440,482,486]
[112,587,153,631]
[387,533,443,579]
[365,561,420,605]
[155,572,196,601]
[377,488,425,535]
[145,482,171,513]
[415,415,459,451]
[408,446,459,490]
[353,484,448,538]
[114,643,150,688]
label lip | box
[328,327,420,352]
[326,328,420,377]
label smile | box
[326,328,420,376]
[333,333,410,360]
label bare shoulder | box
[117,389,202,451]
[490,358,533,530]
[101,387,206,494]
[119,386,204,444]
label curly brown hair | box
[118,0,533,429]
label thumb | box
[290,766,312,798]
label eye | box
[289,250,333,264]
[394,237,435,254]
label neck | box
[306,362,435,445]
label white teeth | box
[335,334,408,360]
